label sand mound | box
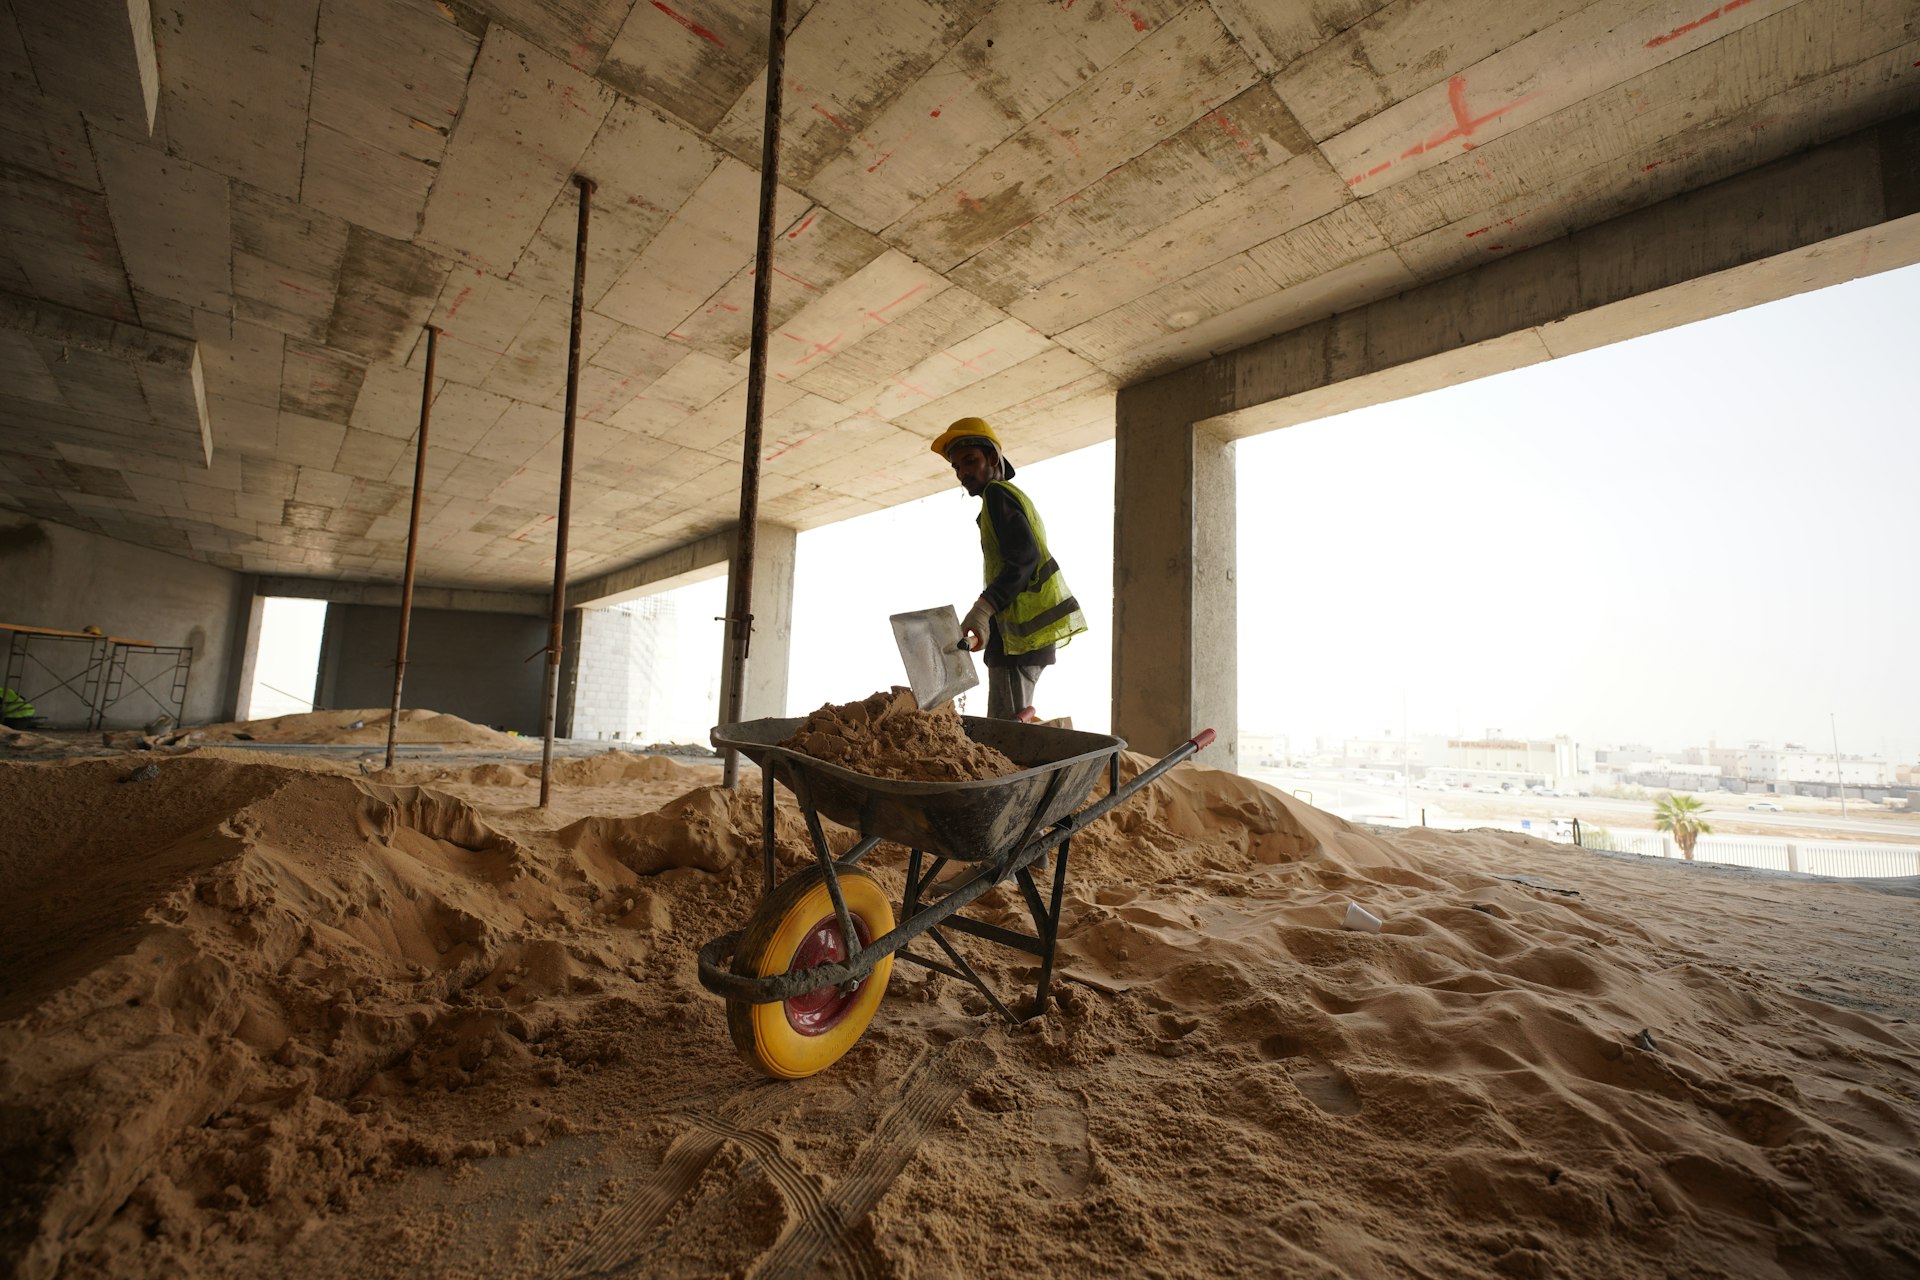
[537,751,711,787]
[181,707,525,748]
[5,741,1919,1278]
[780,689,1020,782]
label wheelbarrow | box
[697,715,1216,1078]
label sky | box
[252,261,1920,763]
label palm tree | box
[1653,793,1713,860]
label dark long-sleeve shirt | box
[980,484,1055,668]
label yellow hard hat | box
[930,417,1014,477]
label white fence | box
[1584,829,1920,879]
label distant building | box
[1241,731,1290,767]
[1446,738,1559,779]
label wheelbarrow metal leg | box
[1022,837,1071,1017]
[787,770,860,989]
[760,758,778,895]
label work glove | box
[959,596,993,652]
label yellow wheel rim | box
[727,867,895,1079]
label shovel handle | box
[1188,728,1216,751]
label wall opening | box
[572,575,727,746]
[248,597,327,718]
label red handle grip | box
[1188,728,1216,751]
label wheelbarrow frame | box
[697,718,1215,1024]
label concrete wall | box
[567,606,635,741]
[314,603,547,735]
[0,516,248,728]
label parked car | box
[1747,800,1783,811]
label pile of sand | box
[778,688,1021,782]
[180,708,527,749]
[3,727,1918,1278]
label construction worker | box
[932,417,1088,720]
[1,686,35,731]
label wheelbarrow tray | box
[711,716,1127,863]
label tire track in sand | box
[538,1083,794,1278]
[747,1036,996,1280]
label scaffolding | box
[1,622,193,731]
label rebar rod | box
[540,174,595,808]
[720,0,790,790]
[385,324,438,769]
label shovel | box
[889,605,979,710]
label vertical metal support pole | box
[386,325,439,769]
[540,175,595,809]
[720,0,790,791]
[760,758,778,894]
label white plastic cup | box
[1342,902,1384,933]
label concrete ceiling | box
[1,0,1915,589]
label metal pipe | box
[720,0,790,790]
[385,324,439,769]
[540,174,595,809]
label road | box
[1247,769,1920,842]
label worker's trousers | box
[986,660,1046,720]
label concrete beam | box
[253,574,547,617]
[12,0,159,137]
[566,527,736,609]
[1185,114,1920,439]
[1111,365,1237,773]
[0,291,195,368]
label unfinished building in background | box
[1,0,1915,767]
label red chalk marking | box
[888,376,934,399]
[650,1,725,48]
[445,285,474,318]
[276,278,322,296]
[956,190,984,211]
[705,301,742,314]
[1111,0,1148,33]
[865,284,927,325]
[942,347,995,373]
[1645,0,1754,49]
[1642,148,1696,172]
[763,432,818,461]
[786,213,817,239]
[867,152,895,174]
[1208,111,1259,164]
[1047,123,1082,158]
[770,265,818,290]
[1406,76,1541,159]
[795,334,841,364]
[812,103,852,133]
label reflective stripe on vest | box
[978,481,1088,656]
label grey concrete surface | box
[0,515,247,726]
[1112,383,1238,770]
[0,0,1912,598]
[314,603,549,734]
[2,1,1918,754]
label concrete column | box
[229,587,267,721]
[717,523,797,722]
[1112,367,1238,772]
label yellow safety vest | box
[1,687,34,719]
[978,481,1088,656]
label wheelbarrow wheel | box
[727,865,895,1079]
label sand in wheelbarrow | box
[5,736,1920,1279]
[778,687,1021,782]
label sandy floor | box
[4,708,1918,1279]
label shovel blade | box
[889,606,979,710]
